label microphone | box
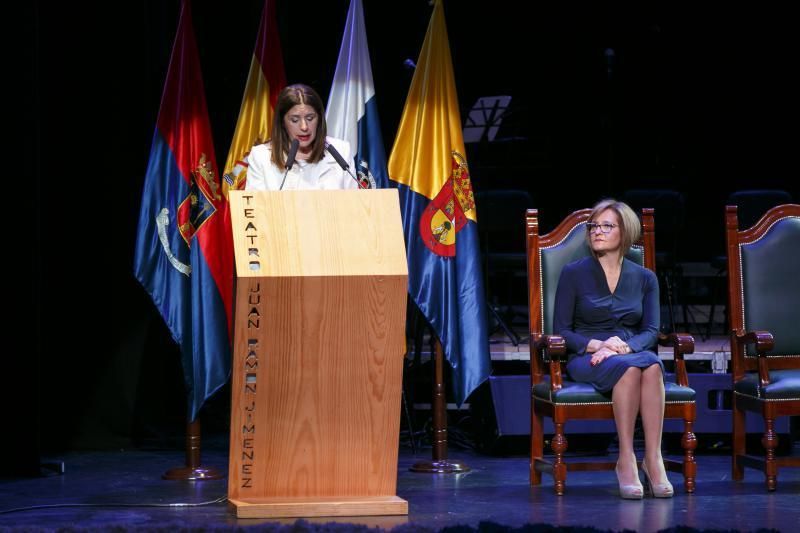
[279,139,300,190]
[325,142,364,189]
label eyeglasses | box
[586,222,618,234]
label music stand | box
[463,96,512,144]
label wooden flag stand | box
[409,338,470,474]
[162,420,223,480]
[226,190,409,518]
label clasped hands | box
[589,336,631,366]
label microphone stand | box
[279,167,291,191]
[280,139,300,191]
[325,142,365,189]
[343,166,364,189]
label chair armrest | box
[658,332,695,358]
[733,330,775,387]
[658,332,695,387]
[535,335,565,390]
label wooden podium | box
[227,190,409,519]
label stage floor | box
[1,439,798,532]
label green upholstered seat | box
[734,370,800,400]
[533,380,696,404]
[726,204,800,491]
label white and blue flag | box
[326,0,388,189]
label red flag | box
[134,0,233,421]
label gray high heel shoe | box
[642,461,674,498]
[615,461,644,499]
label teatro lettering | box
[242,194,260,271]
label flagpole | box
[410,337,470,473]
[135,0,231,483]
[162,419,223,480]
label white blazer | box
[245,136,357,191]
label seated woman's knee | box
[621,366,642,381]
[642,363,664,381]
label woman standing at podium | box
[246,84,358,191]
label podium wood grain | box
[227,190,408,517]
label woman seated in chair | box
[553,199,672,499]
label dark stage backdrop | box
[20,1,798,455]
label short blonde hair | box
[586,198,641,255]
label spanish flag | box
[388,0,490,405]
[222,0,286,197]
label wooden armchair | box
[725,203,800,490]
[526,207,697,495]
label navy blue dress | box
[553,256,663,393]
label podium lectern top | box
[229,189,408,278]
